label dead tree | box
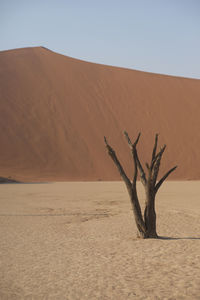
[104,132,177,238]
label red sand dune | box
[0,47,200,181]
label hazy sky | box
[1,0,200,78]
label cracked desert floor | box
[0,181,200,299]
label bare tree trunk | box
[130,189,147,238]
[104,133,177,239]
[144,188,157,238]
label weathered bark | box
[104,133,177,239]
[144,187,157,238]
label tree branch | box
[146,163,150,170]
[124,131,139,187]
[135,150,147,186]
[155,166,177,193]
[133,132,141,147]
[152,145,166,185]
[124,132,146,186]
[124,131,133,147]
[109,134,146,232]
[151,134,158,164]
[104,137,132,191]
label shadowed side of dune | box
[0,47,200,181]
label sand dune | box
[0,47,200,181]
[0,181,200,299]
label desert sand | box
[1,47,200,181]
[1,181,200,299]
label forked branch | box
[124,132,147,186]
[152,145,166,186]
[124,131,141,186]
[155,166,177,193]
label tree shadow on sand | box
[158,236,200,240]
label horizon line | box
[1,45,200,81]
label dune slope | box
[0,47,200,181]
